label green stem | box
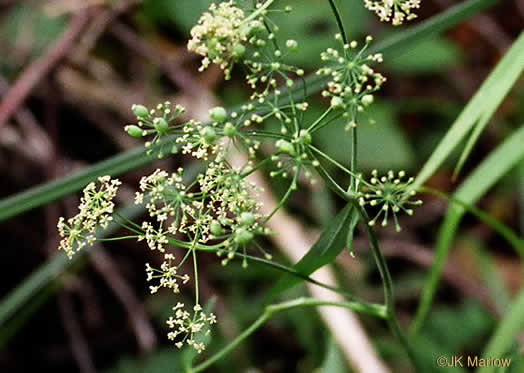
[244,0,275,23]
[307,106,334,132]
[190,297,387,373]
[263,169,299,224]
[327,0,348,45]
[357,204,422,371]
[349,126,358,192]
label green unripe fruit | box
[224,122,237,137]
[210,107,227,123]
[238,212,255,226]
[171,145,179,154]
[210,220,223,236]
[200,127,217,143]
[276,139,295,156]
[132,104,149,118]
[232,44,246,59]
[234,228,254,245]
[153,117,168,134]
[125,125,143,138]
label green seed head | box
[210,107,228,123]
[132,104,149,118]
[153,117,168,134]
[276,139,295,156]
[201,127,217,144]
[232,44,246,59]
[125,125,143,138]
[234,228,254,245]
[238,212,255,226]
[210,220,223,236]
[224,122,237,137]
[299,129,312,144]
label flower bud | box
[125,125,143,138]
[286,39,298,51]
[210,107,227,123]
[361,94,374,106]
[299,129,312,144]
[330,96,344,109]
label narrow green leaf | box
[477,288,524,373]
[264,203,354,305]
[413,31,524,188]
[411,124,524,337]
[0,146,151,222]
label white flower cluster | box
[188,1,263,79]
[57,176,121,258]
[167,303,217,353]
[145,254,190,294]
[364,0,421,26]
[358,170,422,232]
[318,35,385,124]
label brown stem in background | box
[0,11,90,128]
[89,246,157,354]
[109,22,203,96]
[58,293,97,373]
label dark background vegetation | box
[0,0,523,372]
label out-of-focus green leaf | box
[264,203,353,304]
[142,0,213,33]
[478,288,524,373]
[269,0,368,68]
[315,102,416,171]
[105,349,183,373]
[384,37,461,74]
[314,338,348,373]
[1,4,66,60]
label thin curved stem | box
[190,297,387,373]
[327,0,348,45]
[356,203,422,371]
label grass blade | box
[413,31,524,188]
[410,124,524,337]
[477,288,524,373]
